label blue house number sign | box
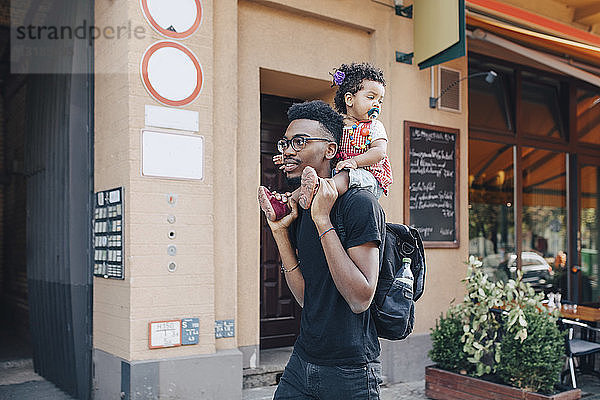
[181,318,199,345]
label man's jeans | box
[273,350,383,399]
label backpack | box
[336,208,426,341]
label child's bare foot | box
[258,186,291,221]
[298,166,320,209]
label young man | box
[261,100,385,399]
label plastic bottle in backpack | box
[397,257,413,288]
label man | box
[262,100,385,399]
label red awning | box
[467,11,600,68]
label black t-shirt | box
[289,188,385,366]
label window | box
[580,163,600,304]
[469,139,514,281]
[468,60,514,134]
[520,72,567,141]
[521,148,566,294]
[577,88,600,146]
[468,55,600,302]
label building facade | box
[0,0,599,399]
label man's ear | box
[325,142,338,160]
[344,92,353,107]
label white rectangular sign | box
[149,320,181,349]
[142,130,204,180]
[145,105,199,132]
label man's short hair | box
[287,100,344,144]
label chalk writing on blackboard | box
[404,122,459,247]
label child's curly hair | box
[333,62,386,114]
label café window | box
[580,163,600,304]
[520,72,568,141]
[468,55,576,298]
[468,60,514,134]
[469,139,514,282]
[577,88,600,146]
[521,148,567,294]
[469,54,600,305]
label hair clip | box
[330,70,345,87]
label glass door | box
[579,160,600,305]
[520,147,567,295]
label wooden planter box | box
[426,366,581,400]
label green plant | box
[430,256,565,392]
[457,257,504,376]
[497,304,564,394]
[429,308,470,372]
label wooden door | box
[260,94,302,349]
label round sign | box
[140,41,203,107]
[140,0,202,39]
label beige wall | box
[93,0,131,359]
[386,18,469,334]
[94,0,227,361]
[94,0,469,362]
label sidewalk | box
[0,359,74,400]
[242,379,427,400]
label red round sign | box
[140,0,202,39]
[140,41,203,107]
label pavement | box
[0,380,75,400]
[2,354,600,399]
[242,346,429,399]
[0,359,74,400]
[242,374,600,400]
[242,379,427,400]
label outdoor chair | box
[560,318,600,388]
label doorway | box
[0,1,94,399]
[259,94,302,349]
[258,69,333,350]
[578,157,600,305]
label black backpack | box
[336,210,426,341]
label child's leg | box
[333,170,350,196]
[346,168,383,199]
[298,167,350,209]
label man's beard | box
[286,176,301,190]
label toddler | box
[258,62,393,221]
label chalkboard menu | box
[404,122,459,248]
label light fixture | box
[394,0,413,18]
[429,70,497,108]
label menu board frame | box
[404,121,460,248]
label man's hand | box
[266,191,298,234]
[310,178,338,229]
[335,158,358,173]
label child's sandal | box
[298,166,320,209]
[257,186,291,221]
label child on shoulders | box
[258,62,393,221]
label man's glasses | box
[277,136,333,153]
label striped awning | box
[467,11,600,67]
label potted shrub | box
[426,257,581,400]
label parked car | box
[500,252,554,292]
[481,253,510,282]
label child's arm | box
[335,139,387,172]
[273,153,284,170]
